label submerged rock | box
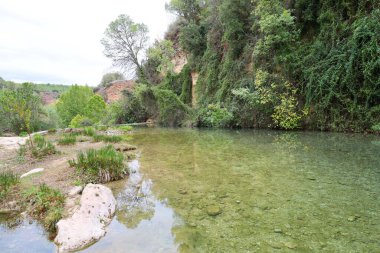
[20,168,44,178]
[54,184,116,252]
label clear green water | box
[1,128,380,252]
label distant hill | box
[0,77,71,105]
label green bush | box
[58,134,76,145]
[93,134,123,143]
[69,145,126,183]
[0,171,19,201]
[197,104,233,128]
[24,184,65,233]
[30,134,57,158]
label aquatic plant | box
[69,145,126,183]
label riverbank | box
[0,126,137,250]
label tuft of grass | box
[19,131,28,137]
[0,171,20,201]
[82,127,96,136]
[117,125,133,132]
[58,134,77,145]
[17,145,27,162]
[24,184,65,233]
[93,134,123,143]
[69,145,126,183]
[30,134,57,158]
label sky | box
[0,0,173,86]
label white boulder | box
[54,184,116,252]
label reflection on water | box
[0,128,379,252]
[0,218,54,253]
[81,159,180,253]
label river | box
[1,128,379,252]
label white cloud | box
[0,0,174,86]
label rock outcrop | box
[96,80,135,103]
[54,184,116,252]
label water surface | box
[1,128,380,252]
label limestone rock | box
[54,184,116,252]
[20,168,44,178]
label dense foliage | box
[56,85,107,127]
[0,83,45,135]
[152,0,380,131]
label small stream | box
[1,128,379,252]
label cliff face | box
[96,80,135,103]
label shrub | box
[197,104,233,128]
[24,184,65,233]
[69,145,126,183]
[154,88,190,127]
[93,134,123,143]
[58,134,76,145]
[30,134,57,158]
[0,171,19,201]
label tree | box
[99,72,125,87]
[146,40,176,76]
[84,95,107,123]
[101,15,149,77]
[0,83,43,136]
[165,0,202,22]
[56,85,94,126]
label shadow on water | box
[0,128,379,252]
